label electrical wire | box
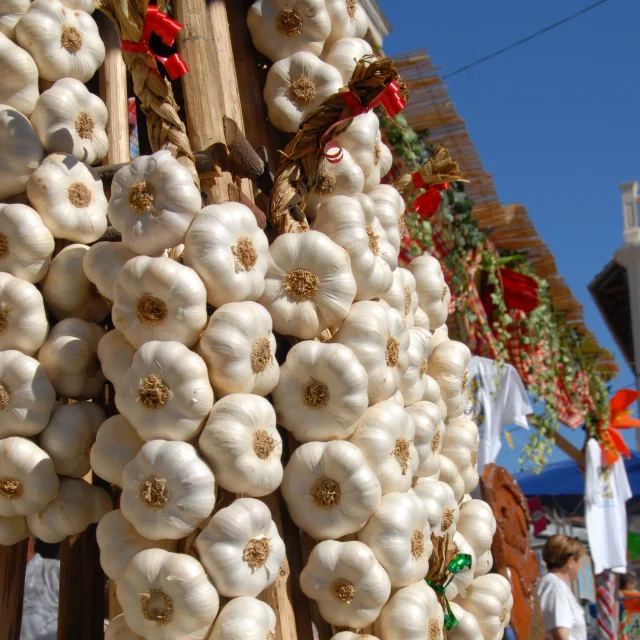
[442,0,610,79]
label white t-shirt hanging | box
[538,572,587,640]
[584,437,632,575]
[464,356,533,471]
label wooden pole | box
[0,539,28,640]
[530,418,586,466]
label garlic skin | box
[196,498,286,598]
[247,0,331,62]
[0,272,48,355]
[97,509,177,581]
[412,478,460,538]
[39,401,105,478]
[406,401,441,479]
[90,415,144,486]
[116,341,214,442]
[407,254,451,331]
[31,78,108,164]
[264,51,342,132]
[332,300,409,404]
[97,329,135,386]
[260,230,356,340]
[380,268,418,329]
[112,256,207,349]
[324,0,368,47]
[475,550,494,577]
[198,301,279,398]
[0,105,43,200]
[349,398,418,494]
[322,37,373,85]
[0,514,28,545]
[366,184,406,255]
[375,581,444,640]
[209,597,277,640]
[0,350,55,439]
[0,203,54,283]
[183,202,269,308]
[108,150,202,256]
[0,0,29,40]
[41,244,111,322]
[357,491,432,587]
[105,614,143,640]
[445,532,476,600]
[400,327,434,406]
[441,415,479,494]
[427,341,471,420]
[414,305,430,330]
[0,436,58,517]
[59,0,95,13]
[281,440,381,540]
[456,498,496,559]
[300,539,391,628]
[0,33,38,116]
[199,394,283,497]
[121,440,215,540]
[116,548,219,640]
[83,242,137,303]
[27,477,111,543]
[37,318,106,400]
[448,603,482,640]
[431,323,449,349]
[438,454,465,502]
[16,0,105,82]
[27,152,108,243]
[331,634,379,640]
[272,340,368,443]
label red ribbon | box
[121,5,189,80]
[411,172,449,218]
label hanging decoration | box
[599,389,640,465]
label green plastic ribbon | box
[426,553,473,631]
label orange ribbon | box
[600,389,640,465]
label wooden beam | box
[531,418,586,466]
[0,539,28,640]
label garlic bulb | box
[27,152,108,243]
[121,440,215,540]
[475,550,494,577]
[331,634,379,640]
[380,268,418,328]
[83,242,137,303]
[90,415,144,486]
[281,440,381,540]
[453,574,513,640]
[300,539,391,628]
[264,51,342,132]
[0,105,43,200]
[0,437,58,516]
[108,150,202,256]
[412,478,459,537]
[97,509,177,581]
[406,401,441,479]
[272,340,368,443]
[196,497,286,598]
[37,318,106,399]
[414,305,430,330]
[438,454,465,502]
[441,415,479,494]
[59,0,96,13]
[209,597,276,640]
[0,33,38,116]
[400,327,433,406]
[27,477,111,543]
[198,301,279,398]
[0,272,48,355]
[428,341,471,420]
[357,491,432,587]
[41,244,111,322]
[183,202,268,308]
[116,341,214,442]
[31,78,108,164]
[112,256,207,349]
[445,532,476,600]
[0,514,28,545]
[199,394,283,497]
[332,300,409,404]
[323,37,373,85]
[97,329,135,385]
[260,230,356,340]
[247,0,331,62]
[314,195,395,301]
[374,581,444,640]
[349,398,418,494]
[16,0,105,82]
[407,255,451,330]
[116,548,219,640]
[447,603,482,640]
[430,323,449,349]
[324,0,368,46]
[456,498,496,558]
[39,401,105,478]
[0,0,29,40]
[366,184,406,255]
[0,203,54,283]
[105,615,142,640]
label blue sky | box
[377,0,640,471]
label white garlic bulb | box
[272,340,368,443]
[0,32,38,116]
[475,550,494,577]
[380,268,419,329]
[0,514,28,545]
[414,305,430,330]
[196,497,286,598]
[108,150,202,256]
[400,327,434,406]
[121,440,215,540]
[116,341,214,442]
[260,230,356,339]
[39,401,105,478]
[406,401,441,479]
[27,152,108,243]
[331,634,379,640]
[448,603,482,640]
[430,323,449,349]
[322,37,373,86]
[324,0,368,47]
[208,597,277,640]
[357,491,432,587]
[198,301,279,398]
[0,0,29,40]
[366,184,405,255]
[105,614,143,640]
[112,256,207,349]
[428,341,471,421]
[31,78,108,164]
[438,454,465,502]
[412,478,460,538]
[441,415,479,494]
[407,255,451,331]
[0,436,58,516]
[300,539,391,628]
[445,532,476,600]
[83,241,137,303]
[282,440,381,540]
[97,329,135,385]
[116,548,219,640]
[456,498,496,559]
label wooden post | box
[0,539,28,640]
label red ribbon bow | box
[411,172,449,218]
[121,5,189,80]
[600,389,640,465]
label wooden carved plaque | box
[481,464,545,640]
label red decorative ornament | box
[600,389,640,465]
[410,172,449,218]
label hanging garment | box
[20,553,59,640]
